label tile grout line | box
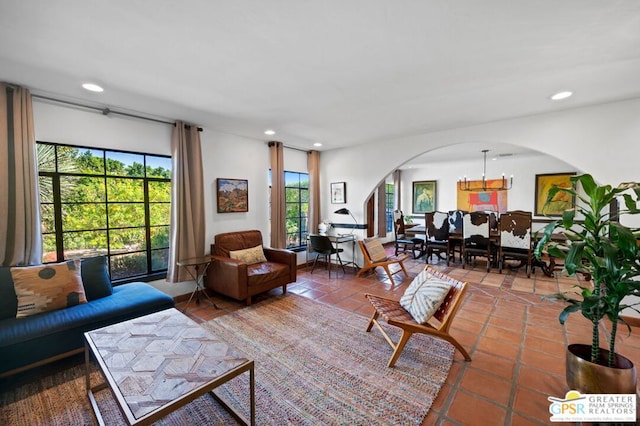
[433,286,505,424]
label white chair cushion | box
[400,269,452,324]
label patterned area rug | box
[0,294,454,425]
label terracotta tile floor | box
[181,251,640,426]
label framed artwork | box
[217,178,248,213]
[535,172,576,216]
[412,180,437,213]
[456,179,508,213]
[331,182,346,204]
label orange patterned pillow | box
[229,245,268,264]
[11,260,87,318]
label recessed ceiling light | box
[313,142,322,147]
[264,129,275,135]
[550,91,573,101]
[82,83,104,93]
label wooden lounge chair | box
[356,238,410,283]
[364,266,471,367]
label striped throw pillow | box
[400,270,451,324]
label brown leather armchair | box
[205,230,296,305]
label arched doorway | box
[363,142,577,241]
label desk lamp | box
[334,208,357,234]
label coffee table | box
[84,308,255,425]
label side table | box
[177,256,219,311]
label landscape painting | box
[217,178,248,213]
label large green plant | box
[534,174,640,367]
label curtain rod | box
[266,141,313,153]
[285,145,311,153]
[32,94,202,131]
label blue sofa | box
[0,257,175,377]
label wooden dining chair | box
[447,210,466,263]
[498,210,533,277]
[462,211,495,272]
[364,266,471,367]
[424,211,450,264]
[393,210,424,258]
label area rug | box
[0,294,454,425]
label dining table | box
[405,224,567,277]
[405,226,500,242]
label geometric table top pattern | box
[85,308,250,421]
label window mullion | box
[52,173,64,262]
[144,178,152,274]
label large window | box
[386,183,395,232]
[282,171,309,250]
[285,171,309,249]
[37,142,171,282]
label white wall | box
[319,97,640,318]
[34,101,172,154]
[200,131,271,243]
[33,101,309,295]
[200,138,310,265]
[399,153,575,227]
[34,96,640,307]
[32,101,279,247]
[319,97,640,225]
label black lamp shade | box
[334,208,350,215]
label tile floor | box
[180,250,640,426]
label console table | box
[306,234,359,269]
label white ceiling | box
[1,1,640,154]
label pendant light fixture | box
[457,150,513,191]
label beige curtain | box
[377,183,387,236]
[269,141,286,248]
[167,122,205,282]
[307,150,320,236]
[393,169,402,211]
[0,83,42,266]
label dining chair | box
[309,234,345,278]
[424,211,450,264]
[447,210,466,263]
[462,211,495,272]
[485,210,499,231]
[498,210,533,277]
[393,210,424,258]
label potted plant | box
[534,174,640,394]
